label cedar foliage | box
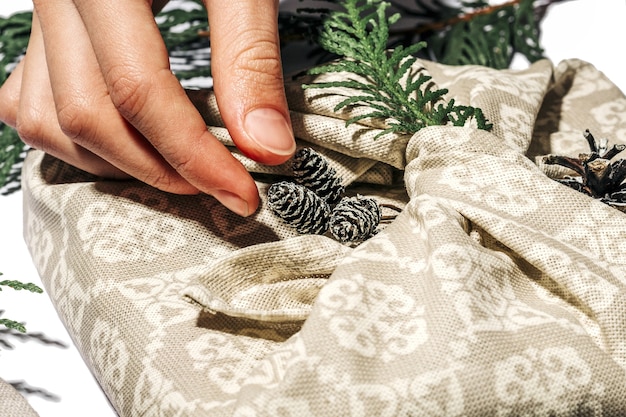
[303,0,493,138]
[0,273,43,334]
[411,0,546,69]
[0,0,560,190]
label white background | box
[1,1,625,416]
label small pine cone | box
[292,148,345,204]
[267,181,331,234]
[329,196,381,243]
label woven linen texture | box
[22,58,626,416]
[0,379,39,417]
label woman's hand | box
[0,0,295,216]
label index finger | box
[72,0,259,215]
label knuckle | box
[166,146,197,177]
[0,87,20,128]
[143,167,176,191]
[230,35,283,87]
[104,65,151,120]
[15,108,48,150]
[104,66,173,122]
[55,99,96,141]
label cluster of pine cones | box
[545,129,626,211]
[267,148,382,243]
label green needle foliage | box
[424,0,545,69]
[0,0,559,189]
[303,0,492,139]
[0,128,26,196]
[157,0,212,81]
[1,273,43,334]
[0,12,30,84]
[0,11,32,195]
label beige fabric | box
[22,58,626,416]
[0,379,39,417]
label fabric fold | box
[184,235,352,322]
[21,57,626,416]
[0,379,39,417]
[228,60,626,415]
[405,124,626,365]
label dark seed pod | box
[556,178,591,196]
[545,130,626,211]
[267,181,331,234]
[609,188,626,203]
[329,195,381,243]
[292,148,345,204]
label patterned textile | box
[0,379,39,416]
[22,58,626,416]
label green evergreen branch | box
[0,11,31,81]
[0,273,43,334]
[0,130,28,195]
[156,1,213,81]
[424,0,544,68]
[304,0,492,138]
[0,280,43,293]
[0,318,26,334]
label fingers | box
[205,0,295,165]
[15,11,128,178]
[25,0,260,215]
[5,0,289,218]
[33,0,199,190]
[68,0,259,214]
[0,59,25,128]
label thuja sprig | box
[303,0,492,138]
[0,273,43,334]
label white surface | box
[539,0,626,94]
[0,194,117,416]
[1,1,625,416]
[1,4,120,417]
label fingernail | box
[244,108,296,155]
[212,190,250,217]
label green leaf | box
[305,0,492,138]
[0,279,43,293]
[427,0,544,69]
[0,274,42,334]
[0,125,28,195]
[0,318,26,333]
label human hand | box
[0,0,295,217]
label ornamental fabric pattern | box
[22,58,626,416]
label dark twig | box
[391,0,523,36]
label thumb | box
[205,0,295,165]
